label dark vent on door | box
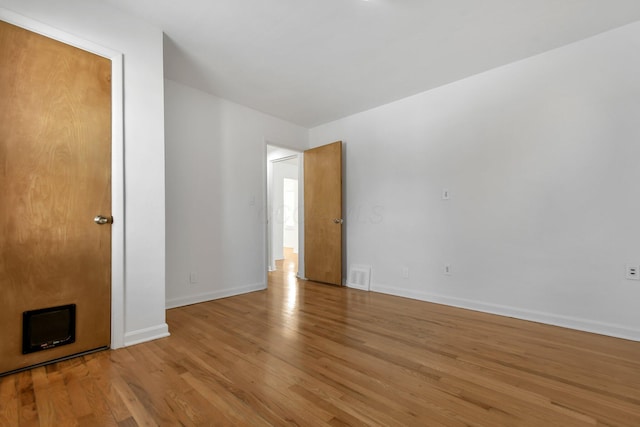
[22,304,76,354]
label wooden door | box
[0,21,112,374]
[304,141,343,285]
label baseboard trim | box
[166,282,267,309]
[124,323,170,347]
[346,282,370,291]
[371,284,640,342]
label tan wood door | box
[0,21,112,374]
[304,141,343,285]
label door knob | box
[94,215,113,225]
[333,218,343,224]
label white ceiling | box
[103,0,640,128]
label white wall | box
[283,176,299,252]
[310,22,640,341]
[165,79,307,308]
[271,161,286,262]
[271,161,299,259]
[0,0,168,345]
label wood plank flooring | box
[1,257,640,425]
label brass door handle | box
[333,218,343,224]
[94,215,113,225]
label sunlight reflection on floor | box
[275,247,300,332]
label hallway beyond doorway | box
[275,247,298,275]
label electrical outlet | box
[442,189,450,200]
[444,264,452,276]
[189,272,198,284]
[401,267,409,279]
[625,265,640,281]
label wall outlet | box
[401,267,409,279]
[444,264,452,276]
[625,265,640,280]
[442,189,450,200]
[189,272,198,284]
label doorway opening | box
[266,145,303,280]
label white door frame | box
[1,9,126,348]
[270,154,297,269]
[264,142,305,284]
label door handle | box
[94,215,113,225]
[333,218,343,224]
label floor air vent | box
[347,265,371,291]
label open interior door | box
[304,141,343,285]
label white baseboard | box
[124,323,170,347]
[346,281,370,291]
[166,282,267,309]
[371,284,640,342]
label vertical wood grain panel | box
[304,141,342,285]
[0,20,112,374]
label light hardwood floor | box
[1,252,639,426]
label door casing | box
[264,143,305,282]
[0,8,125,349]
